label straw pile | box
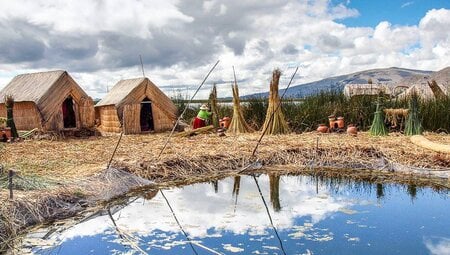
[384,108,408,129]
[262,69,289,135]
[208,84,220,128]
[228,83,253,133]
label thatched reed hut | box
[95,77,176,134]
[343,84,391,98]
[399,81,448,100]
[0,70,95,131]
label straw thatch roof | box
[343,83,391,97]
[0,70,66,104]
[96,78,146,107]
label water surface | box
[24,174,449,255]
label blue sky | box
[338,0,450,27]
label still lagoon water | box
[25,174,449,255]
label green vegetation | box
[0,173,55,191]
[172,90,450,133]
[404,93,423,136]
[369,100,388,136]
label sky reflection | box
[24,174,449,255]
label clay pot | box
[328,115,336,128]
[220,116,231,129]
[1,128,11,138]
[317,124,329,133]
[347,125,357,136]
[336,117,345,129]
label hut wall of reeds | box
[0,70,95,131]
[343,84,391,97]
[95,77,177,134]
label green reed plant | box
[405,92,423,136]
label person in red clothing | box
[193,104,211,129]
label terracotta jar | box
[328,115,336,129]
[1,128,11,138]
[347,125,357,136]
[317,124,329,133]
[336,117,345,129]
[220,117,231,129]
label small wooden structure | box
[95,77,176,134]
[0,70,95,131]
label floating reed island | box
[1,68,449,252]
[1,131,450,251]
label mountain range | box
[243,67,449,98]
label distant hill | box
[243,67,434,98]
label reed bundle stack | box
[262,69,289,135]
[208,84,220,128]
[228,83,253,133]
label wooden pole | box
[8,170,13,199]
[139,55,145,77]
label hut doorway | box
[140,97,154,131]
[62,96,77,128]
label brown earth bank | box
[0,131,449,252]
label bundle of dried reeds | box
[228,83,253,133]
[208,84,220,128]
[262,69,289,135]
[410,135,450,154]
[384,108,408,129]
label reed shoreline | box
[1,131,449,252]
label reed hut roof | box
[96,78,146,107]
[343,83,391,97]
[96,77,176,119]
[0,70,68,104]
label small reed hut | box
[0,70,95,131]
[343,84,391,98]
[95,77,176,134]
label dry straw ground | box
[0,131,449,252]
[0,131,449,185]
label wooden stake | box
[8,170,13,199]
